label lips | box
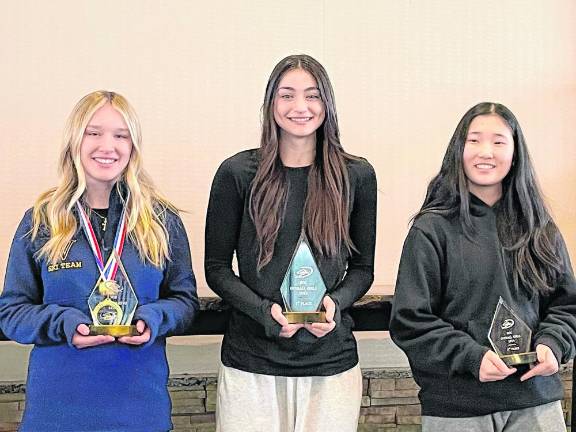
[288,117,313,123]
[474,163,496,169]
[93,157,117,165]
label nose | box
[478,141,494,158]
[99,133,116,152]
[294,94,308,112]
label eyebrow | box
[86,124,130,132]
[277,86,319,92]
[467,131,509,139]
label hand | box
[72,324,115,349]
[271,303,304,338]
[479,350,516,382]
[117,320,151,345]
[304,296,337,338]
[520,344,559,382]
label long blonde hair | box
[32,90,177,267]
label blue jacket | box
[0,188,198,432]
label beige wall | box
[1,1,574,296]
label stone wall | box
[0,366,572,432]
[0,383,24,432]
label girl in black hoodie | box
[390,102,576,431]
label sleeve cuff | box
[134,305,162,347]
[534,335,564,365]
[63,310,92,348]
[329,295,342,326]
[466,345,490,380]
[259,301,282,340]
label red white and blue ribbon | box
[76,196,129,281]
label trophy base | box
[89,325,139,337]
[500,351,538,366]
[284,311,326,324]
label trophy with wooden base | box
[280,233,327,324]
[488,297,537,366]
[88,251,139,337]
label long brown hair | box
[249,54,355,270]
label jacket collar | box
[469,192,501,217]
[77,182,130,250]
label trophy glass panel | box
[88,252,138,336]
[280,235,327,323]
[488,297,537,366]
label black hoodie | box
[390,194,576,417]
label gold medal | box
[92,297,124,326]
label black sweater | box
[390,194,576,417]
[205,149,377,376]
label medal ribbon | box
[76,195,129,281]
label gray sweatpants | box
[422,400,566,432]
[216,363,363,432]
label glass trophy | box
[488,297,537,366]
[280,234,327,324]
[88,251,139,337]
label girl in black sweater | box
[205,54,377,432]
[390,102,576,431]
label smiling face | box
[463,114,515,204]
[80,103,133,194]
[273,68,326,144]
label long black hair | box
[416,102,562,295]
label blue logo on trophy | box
[280,234,327,323]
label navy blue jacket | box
[0,187,198,432]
